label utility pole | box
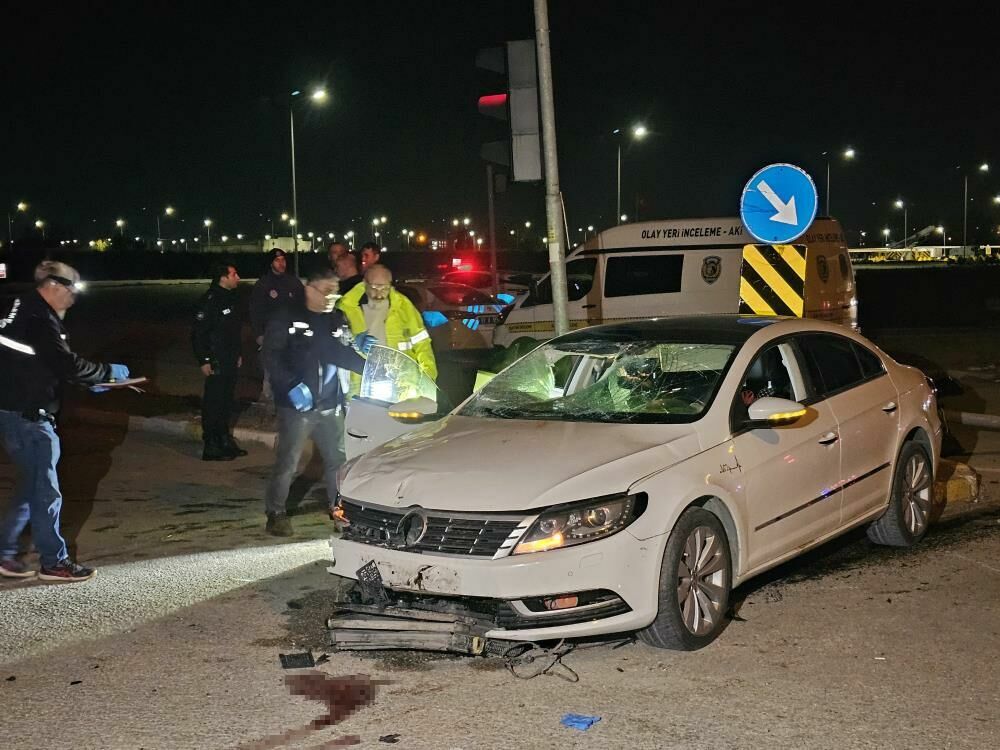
[534,0,568,336]
[487,163,499,295]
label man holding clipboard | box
[0,261,131,582]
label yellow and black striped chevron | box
[739,244,806,317]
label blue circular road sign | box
[740,163,818,244]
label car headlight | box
[512,493,646,555]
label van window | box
[520,258,596,308]
[797,334,865,397]
[604,255,684,297]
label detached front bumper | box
[328,529,664,641]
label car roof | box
[556,315,789,345]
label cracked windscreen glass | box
[459,339,736,423]
[360,345,442,405]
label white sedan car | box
[333,316,942,650]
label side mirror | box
[746,396,807,429]
[387,396,439,424]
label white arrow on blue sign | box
[740,163,819,244]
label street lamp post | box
[615,124,648,225]
[963,162,989,248]
[204,218,212,246]
[35,219,45,242]
[288,87,328,276]
[116,218,125,237]
[882,227,890,247]
[158,206,175,242]
[7,201,28,246]
[823,147,855,216]
[894,200,907,247]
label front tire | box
[866,441,934,547]
[639,507,732,650]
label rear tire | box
[866,441,934,547]
[639,507,732,650]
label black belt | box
[21,408,55,424]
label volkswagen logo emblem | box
[395,509,428,548]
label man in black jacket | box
[262,268,371,536]
[334,252,364,296]
[192,261,244,461]
[249,248,304,401]
[0,261,129,582]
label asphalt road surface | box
[1,421,998,749]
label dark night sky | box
[2,1,998,246]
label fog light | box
[543,595,579,611]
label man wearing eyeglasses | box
[261,268,370,536]
[0,261,129,582]
[337,264,437,397]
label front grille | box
[340,498,522,558]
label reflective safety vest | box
[337,284,438,392]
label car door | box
[795,334,899,526]
[733,341,843,570]
[343,346,444,460]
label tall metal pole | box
[616,142,622,224]
[825,161,831,216]
[290,106,300,277]
[487,163,499,295]
[534,0,568,337]
[903,208,907,248]
[963,174,968,248]
[156,216,161,243]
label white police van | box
[493,217,857,348]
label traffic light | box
[476,40,542,183]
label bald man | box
[336,264,437,391]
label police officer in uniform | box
[0,261,129,582]
[250,248,304,402]
[262,268,374,536]
[192,261,245,460]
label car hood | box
[340,415,701,512]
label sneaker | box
[0,558,35,579]
[265,513,294,537]
[38,560,95,583]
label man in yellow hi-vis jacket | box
[337,264,437,394]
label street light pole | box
[290,105,299,276]
[616,141,622,225]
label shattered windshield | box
[360,345,440,405]
[459,339,737,423]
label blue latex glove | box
[288,383,314,412]
[89,385,110,394]
[109,363,130,381]
[561,714,602,731]
[354,332,378,356]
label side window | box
[395,285,422,310]
[520,258,597,307]
[731,344,796,427]
[797,334,865,397]
[853,342,885,379]
[604,254,684,297]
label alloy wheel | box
[676,525,727,635]
[902,451,932,535]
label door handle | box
[581,304,596,309]
[882,402,898,413]
[346,431,369,440]
[817,431,839,445]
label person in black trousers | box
[192,262,245,461]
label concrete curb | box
[936,459,981,505]
[67,407,281,451]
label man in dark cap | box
[250,248,304,400]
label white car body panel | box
[333,317,942,642]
